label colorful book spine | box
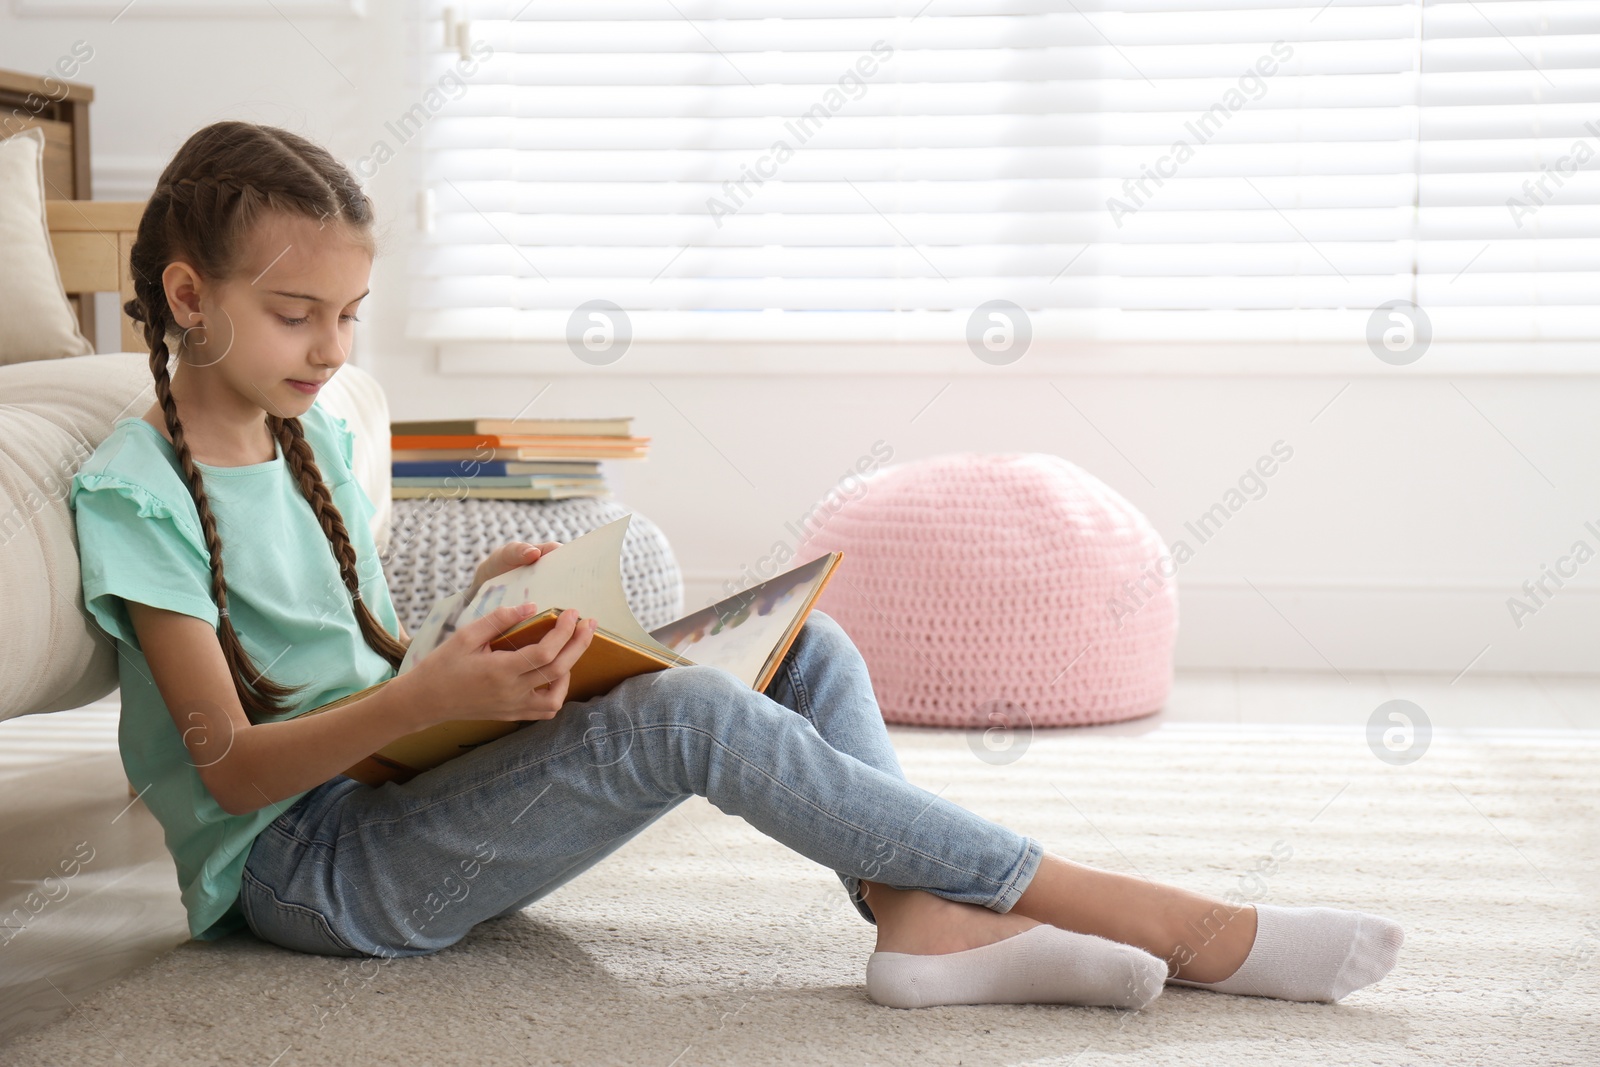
[391,486,611,501]
[392,460,602,478]
[392,476,599,488]
[391,434,649,451]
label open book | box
[300,516,842,787]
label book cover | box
[301,517,842,787]
[392,460,603,477]
[391,417,633,437]
[391,486,612,501]
[391,476,601,488]
[391,433,650,451]
[393,447,646,462]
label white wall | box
[6,2,1596,675]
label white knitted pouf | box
[380,498,683,636]
[794,453,1177,727]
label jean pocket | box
[239,866,364,958]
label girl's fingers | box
[540,617,596,680]
[532,673,571,715]
[511,614,594,715]
[514,608,582,676]
[463,602,539,650]
[470,543,537,593]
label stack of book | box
[390,416,648,500]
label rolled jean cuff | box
[988,834,1047,913]
[838,833,1046,925]
[841,872,875,924]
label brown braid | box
[272,415,408,679]
[122,121,406,724]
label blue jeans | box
[238,611,1046,958]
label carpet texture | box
[5,725,1596,1066]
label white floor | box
[2,669,1596,1051]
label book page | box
[456,515,679,657]
[648,553,835,688]
[398,515,646,675]
[396,585,473,675]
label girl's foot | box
[1167,904,1405,1003]
[866,925,1167,1009]
[867,885,1040,956]
[861,885,1166,1010]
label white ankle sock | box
[865,925,1167,1010]
[1167,903,1405,1003]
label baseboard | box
[680,572,1600,674]
[1167,579,1599,675]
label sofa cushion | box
[0,128,95,366]
[0,352,391,722]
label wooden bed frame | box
[45,199,147,353]
[2,67,148,353]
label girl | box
[70,120,1403,1012]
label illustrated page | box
[648,554,835,688]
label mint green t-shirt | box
[68,399,400,942]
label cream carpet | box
[6,724,1597,1066]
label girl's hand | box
[406,601,598,725]
[468,540,560,601]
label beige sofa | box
[0,351,392,723]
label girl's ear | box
[161,259,208,329]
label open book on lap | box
[302,516,842,786]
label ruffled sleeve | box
[302,401,357,483]
[307,402,379,536]
[69,473,218,650]
[328,410,357,481]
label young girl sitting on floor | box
[69,120,1403,1011]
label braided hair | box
[122,121,407,724]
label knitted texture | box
[794,453,1176,727]
[380,498,684,636]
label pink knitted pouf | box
[795,453,1176,727]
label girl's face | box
[164,210,372,418]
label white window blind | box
[407,1,1600,347]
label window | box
[407,1,1599,356]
